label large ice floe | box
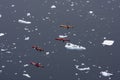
[18,19,31,24]
[65,43,86,50]
[102,40,114,46]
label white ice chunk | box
[0,14,2,18]
[1,65,5,68]
[73,33,77,36]
[51,5,56,8]
[46,52,50,55]
[23,70,27,73]
[89,11,93,14]
[75,73,78,76]
[70,2,74,7]
[6,60,13,63]
[24,27,29,31]
[24,37,30,40]
[23,74,31,78]
[59,35,68,38]
[24,64,29,67]
[6,51,11,53]
[65,43,86,50]
[27,13,31,16]
[19,60,22,63]
[100,71,113,77]
[0,33,5,36]
[18,19,31,24]
[11,5,15,7]
[14,73,18,75]
[102,40,114,46]
[75,65,90,71]
[86,1,90,3]
[1,49,7,51]
[0,70,2,73]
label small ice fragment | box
[71,3,74,7]
[75,65,90,71]
[18,19,31,24]
[14,73,18,75]
[59,35,68,38]
[19,60,22,63]
[0,14,2,18]
[86,1,90,3]
[24,37,30,40]
[27,13,31,16]
[73,34,77,36]
[100,71,113,77]
[81,63,85,66]
[1,49,7,51]
[0,70,2,73]
[46,52,50,55]
[24,27,29,31]
[75,73,78,76]
[91,29,95,31]
[35,28,38,31]
[11,5,15,7]
[23,74,31,78]
[6,60,13,63]
[65,43,86,50]
[12,43,16,45]
[102,40,114,46]
[1,65,5,68]
[51,5,56,8]
[89,11,93,14]
[6,51,11,53]
[0,33,5,36]
[24,64,29,67]
[78,67,90,71]
[23,70,27,73]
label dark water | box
[0,0,120,80]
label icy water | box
[0,0,120,80]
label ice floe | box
[0,70,2,73]
[27,13,31,16]
[1,65,5,68]
[0,14,2,18]
[11,4,15,7]
[75,73,78,76]
[102,40,114,46]
[46,52,50,55]
[19,60,22,63]
[24,64,29,67]
[23,73,31,78]
[100,71,113,77]
[24,37,30,40]
[5,51,11,54]
[75,65,90,71]
[0,33,5,36]
[65,43,86,50]
[51,5,56,8]
[59,35,68,38]
[18,19,31,24]
[14,73,18,75]
[6,60,13,63]
[89,11,93,14]
[1,49,8,51]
